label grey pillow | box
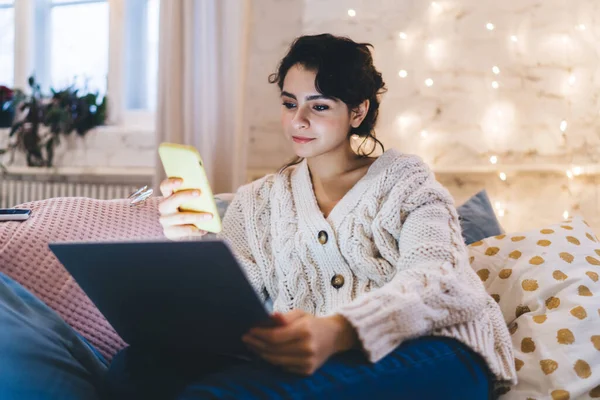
[456,190,503,245]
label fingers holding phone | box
[158,180,214,240]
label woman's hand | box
[242,310,360,376]
[158,178,213,240]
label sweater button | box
[331,274,345,289]
[317,230,328,245]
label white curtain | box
[154,0,250,194]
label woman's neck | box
[306,144,364,181]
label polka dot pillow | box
[469,216,600,400]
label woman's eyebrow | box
[281,91,334,101]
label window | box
[50,0,109,96]
[4,0,159,126]
[0,0,14,87]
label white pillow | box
[469,216,600,400]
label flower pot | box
[0,109,14,128]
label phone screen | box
[0,209,31,215]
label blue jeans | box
[106,337,492,399]
[0,272,491,399]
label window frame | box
[10,0,155,131]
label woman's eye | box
[282,102,296,109]
[313,105,329,111]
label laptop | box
[49,240,272,360]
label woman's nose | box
[291,108,309,130]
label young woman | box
[0,33,516,400]
[119,34,516,398]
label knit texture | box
[219,149,517,384]
[0,197,165,360]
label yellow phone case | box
[158,143,222,233]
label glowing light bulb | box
[499,172,507,181]
[490,155,498,164]
[498,209,506,217]
[572,166,582,176]
[510,35,518,43]
[399,70,408,78]
[577,24,586,31]
[428,43,435,50]
[492,81,499,89]
[399,32,408,40]
[492,66,500,75]
[420,130,429,138]
[347,9,356,17]
[495,201,502,209]
[568,75,576,86]
[431,2,441,10]
[563,210,570,220]
[560,120,568,132]
[425,78,434,87]
[486,23,495,31]
[566,170,574,179]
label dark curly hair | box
[269,34,387,171]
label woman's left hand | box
[242,310,359,376]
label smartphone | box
[158,142,222,233]
[0,209,32,221]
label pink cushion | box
[0,197,165,361]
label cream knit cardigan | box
[219,149,517,384]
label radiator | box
[0,177,141,208]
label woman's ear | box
[350,99,370,129]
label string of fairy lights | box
[346,2,593,221]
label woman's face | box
[280,64,359,159]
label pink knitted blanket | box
[0,197,165,361]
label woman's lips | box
[292,136,315,144]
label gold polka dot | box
[596,249,600,257]
[540,359,559,375]
[541,229,555,234]
[530,256,545,265]
[477,269,490,282]
[551,390,570,400]
[495,234,506,240]
[590,385,600,398]
[509,250,522,259]
[570,306,587,320]
[586,256,600,266]
[511,236,526,242]
[516,305,531,318]
[587,233,597,242]
[586,271,599,282]
[469,256,474,264]
[584,220,590,226]
[485,247,500,256]
[560,252,575,263]
[546,296,561,310]
[491,294,500,303]
[515,358,524,371]
[557,328,575,344]
[591,335,600,351]
[537,239,552,247]
[471,240,483,247]
[567,236,581,245]
[533,315,547,324]
[574,359,592,379]
[578,285,593,297]
[521,337,536,353]
[522,279,539,291]
[561,225,574,230]
[499,269,513,279]
[553,270,568,281]
[509,322,518,335]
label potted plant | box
[0,76,107,170]
[0,85,16,128]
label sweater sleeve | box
[336,170,489,363]
[217,187,268,303]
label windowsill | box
[0,124,156,176]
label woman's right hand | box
[158,178,213,240]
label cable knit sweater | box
[219,149,517,384]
